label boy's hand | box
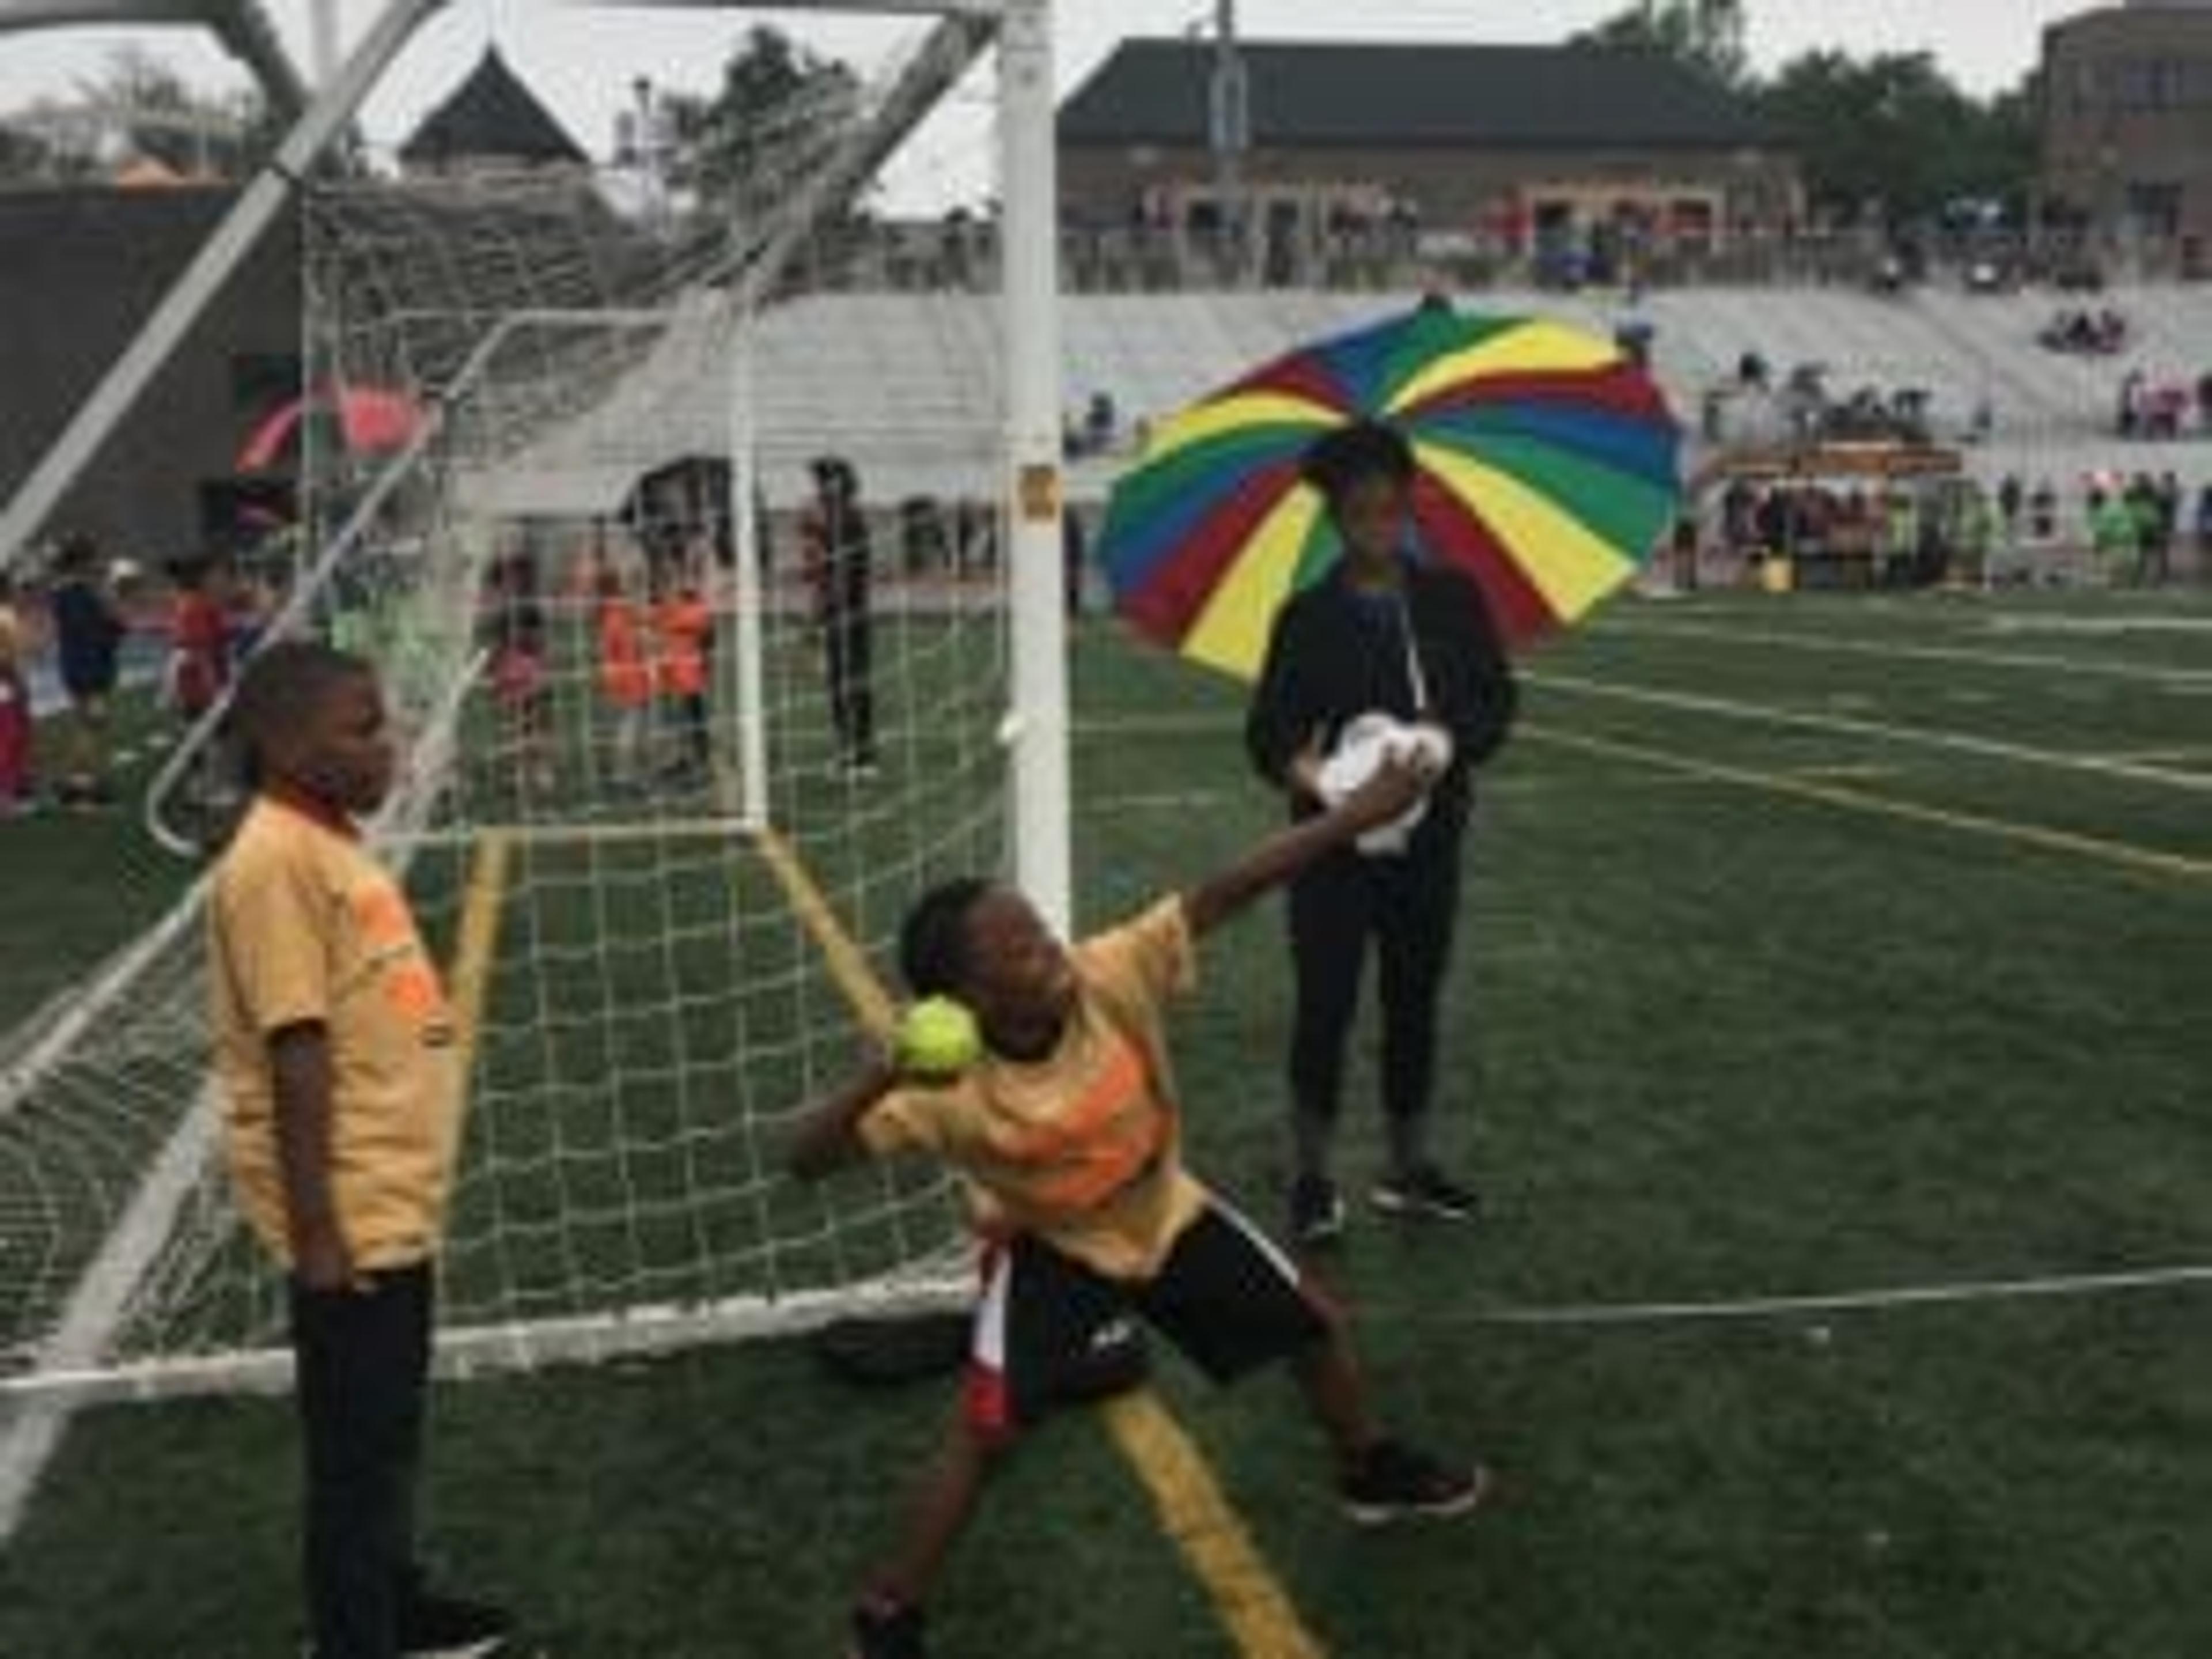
[1337,749,1434,832]
[294,1228,355,1293]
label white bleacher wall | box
[472,285,2212,535]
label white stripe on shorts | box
[972,1247,1013,1372]
[1206,1194,1306,1291]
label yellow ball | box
[897,997,982,1077]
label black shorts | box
[966,1200,1331,1439]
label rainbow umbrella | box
[1099,305,1680,679]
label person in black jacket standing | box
[50,534,130,809]
[806,456,878,779]
[1245,422,1517,1245]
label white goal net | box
[1,8,1032,1414]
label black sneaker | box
[1289,1174,1346,1247]
[850,1595,928,1659]
[1370,1164,1478,1222]
[396,1586,510,1658]
[1340,1438,1490,1527]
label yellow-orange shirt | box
[861,897,1209,1280]
[209,796,464,1270]
[656,594,712,698]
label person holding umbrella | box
[1099,304,1680,1248]
[1245,422,1517,1245]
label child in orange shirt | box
[791,751,1488,1659]
[594,566,652,787]
[211,642,510,1658]
[652,560,713,780]
[166,555,233,722]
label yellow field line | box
[1527,725,2212,884]
[1103,1392,1331,1659]
[445,830,514,1069]
[751,825,1325,1658]
[751,827,898,1039]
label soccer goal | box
[0,0,1067,1498]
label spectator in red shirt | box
[166,555,234,723]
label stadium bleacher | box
[472,284,2212,527]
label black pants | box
[666,692,709,771]
[1287,838,1462,1132]
[825,608,875,764]
[291,1262,431,1659]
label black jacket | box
[1245,559,1516,844]
[53,579,125,698]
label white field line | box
[1371,1262,2212,1330]
[1529,671,2212,796]
[1987,615,2212,638]
[1595,618,2212,690]
[1082,760,1905,817]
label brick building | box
[1058,38,1800,278]
[2040,2,2212,261]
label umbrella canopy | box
[236,384,423,474]
[1099,305,1680,679]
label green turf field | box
[0,692,196,1032]
[3,589,2209,1658]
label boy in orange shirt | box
[791,751,1488,1659]
[593,566,652,787]
[210,642,509,1658]
[652,561,713,781]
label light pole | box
[1209,0,1248,286]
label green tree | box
[91,47,268,177]
[1574,0,1748,86]
[1760,51,2035,228]
[664,25,860,223]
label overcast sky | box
[0,1,2095,208]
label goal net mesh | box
[1,17,1014,1395]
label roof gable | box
[1060,39,1771,152]
[401,48,589,168]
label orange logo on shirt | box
[353,885,414,944]
[990,1038,1171,1218]
[354,881,453,1039]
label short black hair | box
[899,877,993,998]
[1301,421,1416,509]
[54,533,99,577]
[168,554,221,590]
[226,639,373,790]
[811,456,861,501]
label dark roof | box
[400,48,588,168]
[1059,39,1772,151]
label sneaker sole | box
[402,1643,506,1659]
[1342,1461,1493,1528]
[1368,1186,1476,1222]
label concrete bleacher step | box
[475,286,2212,519]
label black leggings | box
[825,608,875,764]
[1287,840,1461,1128]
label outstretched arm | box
[1183,753,1432,939]
[787,1055,900,1180]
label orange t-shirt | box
[860,897,1209,1281]
[209,796,464,1270]
[597,598,651,708]
[171,592,228,714]
[656,593,712,698]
